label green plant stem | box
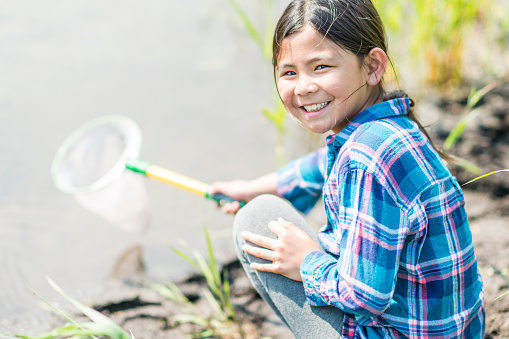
[227,0,264,53]
[162,227,244,338]
[462,169,509,186]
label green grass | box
[171,227,235,320]
[1,226,255,339]
[1,278,134,339]
[374,0,490,87]
[443,82,497,152]
[440,82,498,175]
[462,169,509,187]
[152,226,254,338]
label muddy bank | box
[0,259,293,339]
[429,80,509,338]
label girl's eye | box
[315,65,329,71]
[282,70,296,77]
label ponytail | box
[383,90,452,162]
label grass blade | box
[193,249,222,299]
[444,83,497,151]
[495,289,509,301]
[467,82,496,108]
[172,314,209,326]
[172,247,201,272]
[156,227,242,338]
[447,154,483,175]
[462,169,509,186]
[202,289,225,321]
[262,102,286,134]
[11,323,115,339]
[26,285,81,328]
[227,0,264,52]
[193,249,214,283]
[443,108,482,151]
[10,324,81,339]
[204,227,221,286]
[222,268,235,317]
[46,277,129,339]
[263,0,274,59]
[151,282,190,306]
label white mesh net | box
[52,116,151,233]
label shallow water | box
[0,0,290,322]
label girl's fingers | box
[208,182,227,195]
[277,217,292,226]
[241,244,276,261]
[241,231,277,250]
[221,201,241,214]
[267,218,296,237]
[250,262,277,273]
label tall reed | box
[374,0,487,87]
[227,0,287,167]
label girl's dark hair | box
[273,0,449,160]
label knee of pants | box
[232,194,285,250]
[233,194,284,236]
[233,194,285,264]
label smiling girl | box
[210,0,485,337]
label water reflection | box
[0,0,289,322]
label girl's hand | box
[241,217,322,281]
[209,172,279,214]
[208,180,256,214]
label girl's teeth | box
[304,102,327,112]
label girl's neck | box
[331,88,383,134]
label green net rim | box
[51,115,142,195]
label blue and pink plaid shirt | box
[277,98,485,338]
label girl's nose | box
[294,75,318,96]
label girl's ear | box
[366,48,388,86]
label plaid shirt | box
[277,99,485,338]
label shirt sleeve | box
[276,147,327,214]
[300,168,409,317]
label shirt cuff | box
[300,250,336,306]
[276,161,318,215]
[276,160,296,200]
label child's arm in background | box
[209,172,278,214]
[210,147,328,214]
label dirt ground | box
[2,80,509,338]
[431,80,509,338]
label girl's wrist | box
[299,249,321,278]
[249,172,278,199]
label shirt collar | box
[326,98,410,147]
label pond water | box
[0,0,291,322]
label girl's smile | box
[277,25,380,134]
[302,101,329,115]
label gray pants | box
[233,194,344,338]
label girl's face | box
[277,25,377,134]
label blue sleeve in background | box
[276,147,327,214]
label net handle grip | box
[125,158,246,207]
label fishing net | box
[51,116,151,233]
